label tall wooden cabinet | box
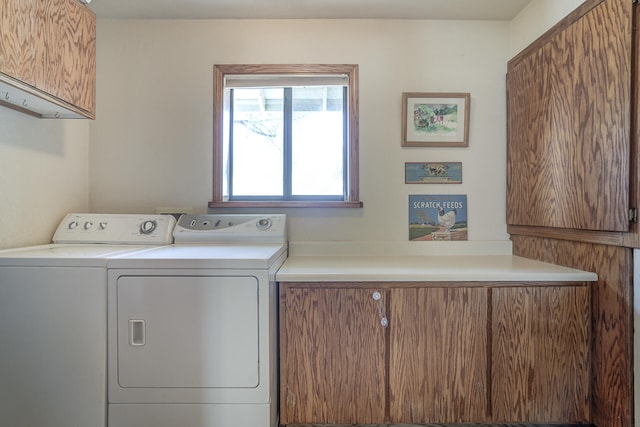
[506,1,636,427]
[0,0,96,118]
[507,0,632,233]
[279,282,591,425]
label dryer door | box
[115,275,259,388]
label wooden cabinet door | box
[37,0,96,114]
[492,286,591,423]
[279,286,387,424]
[0,0,38,86]
[507,0,632,232]
[389,287,489,423]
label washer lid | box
[107,243,287,269]
[0,244,162,267]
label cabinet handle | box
[372,291,389,328]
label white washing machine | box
[0,213,177,427]
[106,214,287,427]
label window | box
[210,64,362,208]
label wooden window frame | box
[209,64,362,208]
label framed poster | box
[402,92,470,147]
[405,162,462,184]
[409,194,468,241]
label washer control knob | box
[84,221,93,230]
[99,222,108,230]
[140,220,157,235]
[68,221,79,230]
[257,218,272,230]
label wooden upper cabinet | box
[507,0,632,232]
[36,0,96,114]
[0,0,95,118]
[0,0,38,87]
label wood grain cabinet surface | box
[0,0,96,118]
[279,286,386,424]
[492,286,591,423]
[279,282,591,425]
[389,287,488,424]
[507,0,632,234]
[506,1,636,426]
[0,0,38,87]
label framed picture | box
[405,162,462,184]
[409,194,468,241]
[402,92,470,147]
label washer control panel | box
[53,213,177,244]
[173,214,287,243]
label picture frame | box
[409,194,468,241]
[405,162,462,184]
[402,92,470,147]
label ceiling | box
[87,0,532,20]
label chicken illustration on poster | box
[409,194,468,241]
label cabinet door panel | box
[0,0,37,86]
[389,287,488,423]
[37,0,96,113]
[280,287,386,424]
[507,0,632,231]
[492,286,590,422]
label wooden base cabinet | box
[492,286,591,423]
[279,286,386,424]
[279,282,591,425]
[389,287,488,423]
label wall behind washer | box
[90,19,511,242]
[0,109,89,249]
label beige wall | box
[0,1,583,249]
[90,19,512,242]
[0,109,89,249]
[510,0,585,57]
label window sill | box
[208,200,363,209]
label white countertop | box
[276,242,598,282]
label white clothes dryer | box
[0,213,176,427]
[106,214,287,427]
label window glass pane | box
[231,88,283,197]
[214,64,359,206]
[291,86,344,196]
